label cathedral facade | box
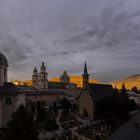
[32,62,80,94]
[32,62,48,90]
[29,62,81,105]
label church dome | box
[0,52,8,66]
[60,71,70,83]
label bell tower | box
[32,67,38,88]
[38,62,48,90]
[82,62,89,89]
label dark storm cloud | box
[0,0,140,81]
[51,51,69,56]
[0,37,33,68]
[64,6,140,52]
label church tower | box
[38,62,48,90]
[82,62,89,89]
[32,67,38,88]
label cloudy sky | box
[0,0,140,83]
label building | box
[78,62,115,121]
[32,62,48,90]
[108,112,140,140]
[27,63,81,106]
[32,64,79,93]
[0,52,25,128]
[127,91,140,108]
[0,52,8,86]
[0,83,25,128]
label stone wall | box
[0,65,7,86]
[79,90,94,120]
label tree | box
[60,97,72,110]
[120,83,127,94]
[3,105,39,140]
[129,99,137,111]
[44,119,59,132]
[36,107,59,132]
[131,87,139,94]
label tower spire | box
[83,61,89,76]
[33,67,38,73]
[82,61,89,89]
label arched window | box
[5,97,12,105]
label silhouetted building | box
[0,51,25,128]
[78,62,114,120]
[108,112,140,140]
[30,64,81,105]
[32,62,48,90]
[0,52,8,86]
[0,82,25,128]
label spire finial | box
[33,67,38,73]
[84,61,87,74]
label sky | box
[0,0,140,83]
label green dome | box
[60,71,70,83]
[0,52,8,66]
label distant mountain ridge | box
[12,76,100,87]
[49,76,100,87]
[12,74,140,90]
[112,74,140,90]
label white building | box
[0,52,25,128]
[0,52,8,86]
[32,62,48,90]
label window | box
[4,69,6,76]
[5,97,12,105]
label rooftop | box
[108,112,140,140]
[0,52,8,66]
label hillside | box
[12,76,100,87]
[112,74,140,90]
[12,74,140,90]
[12,80,32,86]
[49,76,100,87]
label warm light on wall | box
[14,82,18,85]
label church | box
[0,51,79,128]
[0,50,115,127]
[0,52,25,128]
[25,62,81,105]
[78,63,115,121]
